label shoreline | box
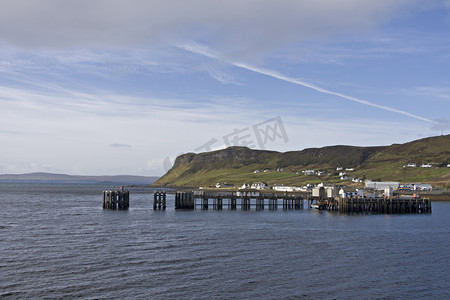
[150,185,450,201]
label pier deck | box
[171,191,431,214]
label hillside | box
[154,135,450,188]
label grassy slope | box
[154,135,450,188]
[353,134,450,186]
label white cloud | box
[0,0,417,59]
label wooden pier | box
[153,191,167,210]
[100,190,431,214]
[103,190,129,210]
[175,191,305,210]
[175,192,195,209]
[333,197,431,214]
[172,191,431,214]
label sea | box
[1,183,449,299]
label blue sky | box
[0,0,449,176]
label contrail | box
[180,43,437,124]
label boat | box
[311,201,327,210]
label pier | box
[175,191,306,210]
[172,190,431,214]
[153,191,167,210]
[103,190,129,210]
[334,197,432,214]
[101,190,432,214]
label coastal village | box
[213,164,440,200]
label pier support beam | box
[103,190,129,210]
[153,191,166,210]
[175,192,194,210]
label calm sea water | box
[1,183,449,299]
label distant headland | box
[0,172,158,185]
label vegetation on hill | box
[153,135,450,188]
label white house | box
[216,182,234,188]
[340,175,349,180]
[273,185,295,192]
[240,183,250,189]
[339,172,347,176]
[302,170,316,176]
[251,182,269,190]
[447,164,450,168]
[345,168,354,171]
[406,163,417,167]
[253,170,260,173]
[421,164,433,168]
[336,167,343,171]
[413,183,433,191]
[317,171,326,176]
[339,187,358,198]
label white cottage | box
[251,182,269,190]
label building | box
[302,170,316,176]
[312,186,326,199]
[216,182,234,188]
[336,167,343,171]
[326,186,339,198]
[273,185,296,192]
[251,182,269,190]
[421,164,433,168]
[240,183,250,189]
[339,187,358,198]
[406,163,417,167]
[253,170,260,173]
[363,188,377,198]
[384,186,394,198]
[365,180,399,190]
[413,183,433,191]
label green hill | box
[154,135,450,188]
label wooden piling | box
[103,190,129,210]
[175,191,194,210]
[333,196,431,214]
[153,191,166,210]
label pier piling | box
[175,192,195,209]
[153,191,166,210]
[103,190,129,210]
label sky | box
[0,0,449,176]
